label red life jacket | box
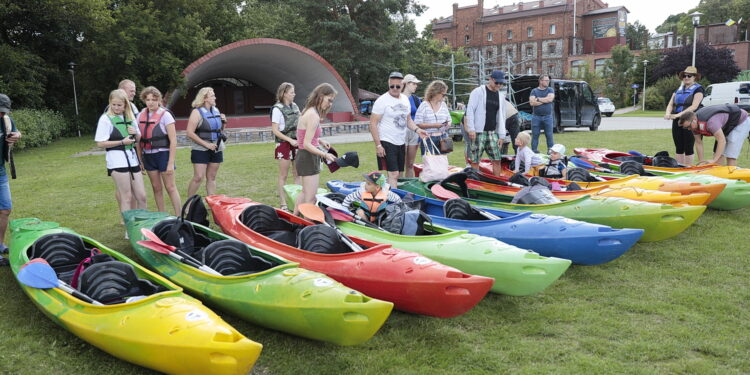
[693,121,714,137]
[138,107,170,150]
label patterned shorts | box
[467,131,502,163]
[274,141,297,160]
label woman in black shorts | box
[186,87,226,197]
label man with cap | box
[529,73,556,153]
[402,74,422,178]
[678,104,750,166]
[0,93,22,266]
[465,70,507,176]
[370,71,428,188]
[341,171,402,222]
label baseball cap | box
[389,71,404,79]
[403,74,421,84]
[0,94,11,113]
[490,70,507,84]
[325,147,360,173]
[363,171,387,188]
[549,144,566,155]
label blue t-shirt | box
[531,87,554,116]
[408,95,421,120]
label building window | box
[549,24,556,35]
[487,32,493,41]
[547,44,556,54]
[443,38,448,46]
[527,27,533,38]
[465,25,469,31]
[507,30,513,39]
[571,60,586,77]
[487,50,493,59]
[548,65,555,74]
[465,35,470,44]
[527,66,533,74]
[526,46,533,56]
[507,48,513,58]
[595,58,609,75]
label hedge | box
[6,109,68,150]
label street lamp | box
[68,62,80,137]
[690,11,703,66]
[642,60,648,111]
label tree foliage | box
[603,45,634,107]
[651,42,740,84]
[626,21,650,50]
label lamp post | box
[68,62,80,137]
[642,59,648,111]
[690,11,703,66]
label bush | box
[8,109,68,150]
[645,88,666,110]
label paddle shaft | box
[57,280,104,305]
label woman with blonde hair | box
[95,89,147,226]
[293,83,338,215]
[137,86,181,215]
[271,82,301,211]
[186,87,226,197]
[414,80,452,155]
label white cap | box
[550,144,566,155]
[403,74,421,84]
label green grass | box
[613,110,665,117]
[1,132,749,374]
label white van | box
[702,81,750,106]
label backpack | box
[183,194,209,227]
[377,202,431,235]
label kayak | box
[8,218,261,374]
[471,161,750,211]
[284,184,572,296]
[574,148,750,182]
[398,178,706,242]
[205,194,493,318]
[326,180,643,265]
[123,209,392,346]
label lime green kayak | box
[398,179,706,242]
[283,184,572,296]
[123,209,392,346]
[9,218,262,374]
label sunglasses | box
[389,85,402,89]
[683,74,694,78]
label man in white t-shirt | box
[370,71,427,187]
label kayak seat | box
[614,155,646,164]
[152,219,212,256]
[78,261,165,304]
[194,239,276,276]
[240,204,303,247]
[29,233,91,283]
[444,198,485,221]
[296,225,352,254]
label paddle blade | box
[140,228,175,250]
[17,260,59,289]
[299,203,326,224]
[569,157,596,169]
[327,208,354,222]
[431,184,461,200]
[137,240,172,254]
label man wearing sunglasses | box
[465,70,508,176]
[370,71,428,187]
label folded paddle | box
[430,184,501,220]
[298,203,364,252]
[18,259,103,305]
[138,229,222,276]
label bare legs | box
[404,145,418,178]
[294,173,320,216]
[147,170,182,215]
[277,158,299,208]
[188,163,221,198]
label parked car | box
[597,97,615,117]
[702,81,750,107]
[510,75,601,132]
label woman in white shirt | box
[414,80,452,155]
[270,82,301,212]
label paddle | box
[298,203,365,252]
[138,229,222,276]
[569,156,615,173]
[315,194,383,229]
[430,184,501,220]
[18,259,103,305]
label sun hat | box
[403,74,422,84]
[549,144,566,155]
[678,66,701,80]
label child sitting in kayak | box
[342,171,402,222]
[513,131,542,174]
[538,143,568,179]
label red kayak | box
[206,195,494,318]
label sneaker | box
[0,244,7,255]
[0,255,8,266]
[124,231,129,240]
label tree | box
[572,64,604,97]
[626,21,650,50]
[651,42,740,83]
[603,45,634,107]
[655,13,686,34]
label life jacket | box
[138,107,170,150]
[105,115,135,152]
[539,157,567,178]
[673,83,702,113]
[270,102,300,143]
[694,104,744,137]
[358,189,389,222]
[196,106,223,141]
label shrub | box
[7,109,68,150]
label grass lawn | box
[613,110,665,117]
[1,131,749,374]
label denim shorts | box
[0,173,12,210]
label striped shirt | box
[342,189,402,210]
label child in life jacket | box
[342,171,402,222]
[538,143,568,179]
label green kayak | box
[123,209,392,346]
[398,179,705,242]
[284,185,572,296]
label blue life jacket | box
[197,107,223,141]
[673,84,702,113]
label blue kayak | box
[327,180,644,265]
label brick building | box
[431,0,629,78]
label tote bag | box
[420,137,449,182]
